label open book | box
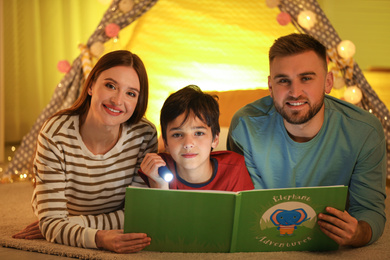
[124,185,348,253]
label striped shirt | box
[31,114,158,249]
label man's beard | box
[274,94,324,125]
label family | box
[13,33,387,253]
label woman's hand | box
[95,229,151,253]
[12,220,44,240]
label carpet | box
[0,182,389,260]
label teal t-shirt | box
[228,95,387,244]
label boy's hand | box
[317,207,372,247]
[140,153,169,189]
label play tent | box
[5,0,390,180]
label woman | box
[13,50,157,253]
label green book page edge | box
[229,192,242,252]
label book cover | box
[124,185,348,253]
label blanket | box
[0,182,388,260]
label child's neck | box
[176,160,214,184]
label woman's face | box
[87,66,140,128]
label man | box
[227,33,386,247]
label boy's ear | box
[211,133,220,149]
[163,139,170,153]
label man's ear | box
[268,76,273,98]
[325,71,333,94]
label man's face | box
[268,50,333,125]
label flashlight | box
[158,166,174,182]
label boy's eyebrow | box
[168,126,208,131]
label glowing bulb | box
[333,75,345,90]
[11,146,16,152]
[298,10,317,30]
[119,0,134,13]
[337,40,356,59]
[158,166,174,182]
[90,41,105,57]
[344,86,362,104]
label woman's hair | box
[269,33,328,70]
[160,85,220,144]
[54,50,149,126]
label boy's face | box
[165,112,219,177]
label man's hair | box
[269,33,327,70]
[160,85,220,143]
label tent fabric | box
[4,0,390,180]
[4,0,158,178]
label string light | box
[297,10,317,30]
[344,86,362,105]
[337,40,356,60]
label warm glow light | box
[90,41,105,57]
[344,86,362,104]
[333,75,345,90]
[117,0,296,133]
[298,10,317,30]
[11,146,16,152]
[337,40,356,60]
[119,0,134,13]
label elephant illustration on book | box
[270,208,309,236]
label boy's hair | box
[269,33,328,70]
[160,85,220,144]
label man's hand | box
[12,220,44,240]
[317,207,372,247]
[95,229,151,253]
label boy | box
[139,85,254,191]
